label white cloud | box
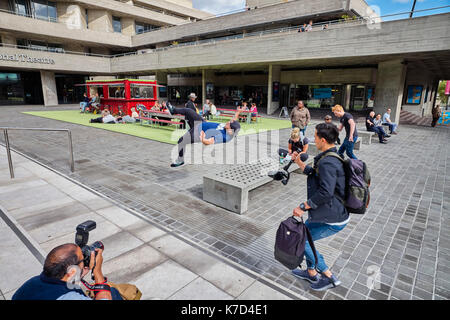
[193,0,246,15]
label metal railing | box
[1,128,74,179]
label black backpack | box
[316,152,371,214]
[274,216,318,270]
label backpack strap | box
[314,152,346,206]
[304,223,319,266]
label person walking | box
[431,104,442,127]
[332,104,358,159]
[290,122,348,291]
[290,100,311,137]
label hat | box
[188,93,197,99]
[229,121,241,134]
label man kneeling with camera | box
[13,221,123,300]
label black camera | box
[75,220,104,268]
[268,151,308,185]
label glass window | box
[112,16,122,33]
[48,1,57,21]
[0,73,24,105]
[109,85,125,98]
[48,43,64,53]
[28,40,47,51]
[130,85,154,99]
[135,21,160,34]
[15,0,29,16]
[32,0,48,20]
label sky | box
[192,0,450,19]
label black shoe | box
[166,101,174,115]
[385,135,391,138]
[379,140,387,144]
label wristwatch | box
[299,202,307,211]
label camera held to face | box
[75,220,104,268]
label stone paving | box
[0,146,297,300]
[0,104,449,300]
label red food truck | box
[85,79,163,116]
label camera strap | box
[81,279,111,296]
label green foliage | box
[438,80,449,105]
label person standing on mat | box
[166,102,242,167]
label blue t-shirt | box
[199,122,231,144]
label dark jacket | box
[303,147,349,224]
[185,100,197,112]
[12,272,86,300]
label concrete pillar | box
[267,64,281,115]
[57,4,86,29]
[374,59,407,124]
[202,69,215,105]
[40,71,58,106]
[156,71,168,100]
[122,18,135,36]
[87,10,112,33]
[1,34,16,46]
[344,84,352,110]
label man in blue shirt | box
[382,108,399,134]
[166,102,242,167]
[12,243,122,300]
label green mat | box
[23,110,292,145]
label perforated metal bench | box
[203,156,310,214]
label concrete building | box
[0,0,449,123]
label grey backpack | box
[316,152,371,214]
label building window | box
[32,0,57,22]
[112,16,122,33]
[85,9,88,29]
[16,38,64,53]
[135,21,160,34]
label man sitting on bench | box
[166,102,242,168]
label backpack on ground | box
[316,152,371,214]
[274,216,318,270]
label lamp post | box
[409,0,417,18]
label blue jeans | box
[292,124,307,136]
[338,135,358,159]
[304,220,347,273]
[80,102,87,112]
[383,122,397,133]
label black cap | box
[229,121,241,134]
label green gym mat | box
[23,110,292,145]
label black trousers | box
[173,108,204,162]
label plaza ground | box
[0,104,449,300]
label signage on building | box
[314,88,332,99]
[0,53,55,65]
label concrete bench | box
[203,156,311,214]
[358,130,377,145]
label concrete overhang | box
[0,11,132,48]
[133,0,214,20]
[116,13,450,79]
[131,0,363,48]
[0,47,111,75]
[63,0,190,26]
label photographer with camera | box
[289,122,349,291]
[12,243,121,300]
[12,221,126,300]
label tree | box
[438,80,449,105]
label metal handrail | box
[1,127,74,179]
